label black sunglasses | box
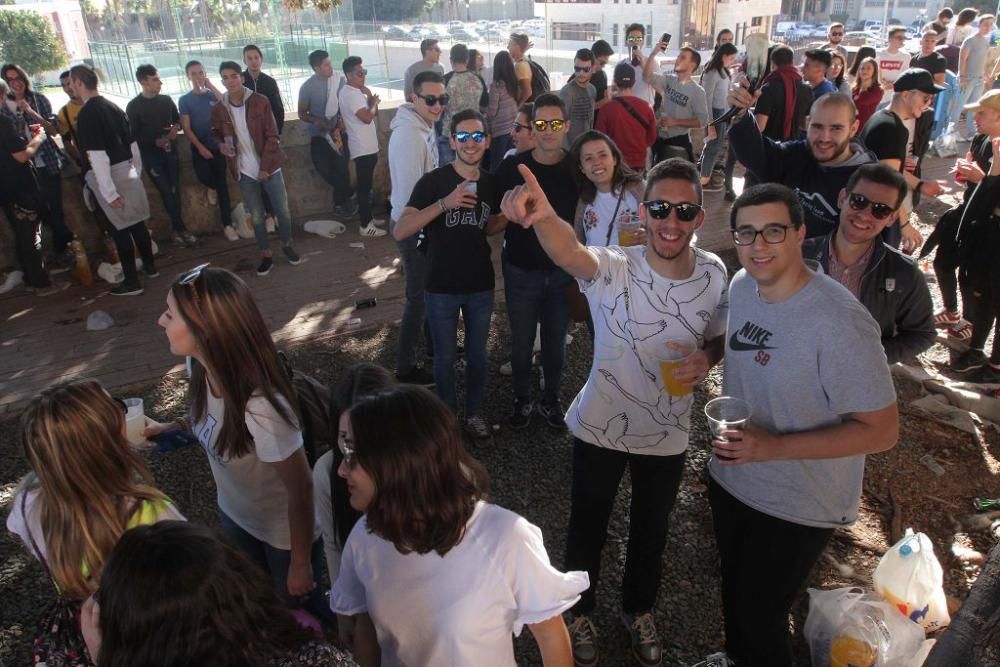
[847,193,896,220]
[642,200,702,222]
[574,65,593,73]
[420,94,449,107]
[454,130,486,143]
[513,122,531,132]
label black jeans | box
[709,478,833,667]
[309,136,353,209]
[110,221,155,287]
[191,146,232,227]
[354,153,378,226]
[959,273,1000,362]
[142,149,185,234]
[37,170,72,254]
[2,201,50,287]
[565,438,686,615]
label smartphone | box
[464,181,477,195]
[661,33,672,47]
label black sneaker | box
[952,348,986,373]
[621,611,662,666]
[257,256,274,276]
[566,614,599,667]
[110,282,143,296]
[395,366,435,387]
[538,400,567,431]
[508,399,533,429]
[464,415,492,440]
[335,194,359,217]
[282,245,301,265]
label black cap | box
[613,61,635,87]
[893,68,946,94]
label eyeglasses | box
[574,65,592,73]
[642,200,702,222]
[353,68,368,77]
[454,130,486,143]
[732,224,792,245]
[533,119,566,132]
[338,431,357,468]
[513,122,531,133]
[847,192,897,220]
[419,94,449,107]
[626,35,644,43]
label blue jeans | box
[142,149,185,234]
[425,289,494,416]
[392,228,431,373]
[952,79,986,134]
[238,170,293,251]
[502,256,573,405]
[218,510,329,621]
[700,107,728,179]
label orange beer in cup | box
[658,339,697,397]
[617,214,644,247]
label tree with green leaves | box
[0,11,69,76]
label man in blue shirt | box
[803,49,836,100]
[178,60,236,240]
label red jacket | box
[853,85,884,134]
[210,88,286,180]
[596,95,656,170]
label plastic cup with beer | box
[123,398,146,445]
[658,338,697,397]
[617,214,644,247]
[704,396,752,461]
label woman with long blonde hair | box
[147,263,324,620]
[7,379,182,601]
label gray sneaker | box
[463,415,492,440]
[566,614,599,667]
[621,611,661,666]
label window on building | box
[612,23,618,46]
[751,16,762,26]
[646,24,653,47]
[551,22,603,42]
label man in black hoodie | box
[727,91,876,238]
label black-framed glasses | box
[642,200,702,222]
[574,65,593,73]
[533,119,566,132]
[732,224,792,246]
[847,193,897,220]
[454,130,486,143]
[420,94,449,107]
[513,122,531,133]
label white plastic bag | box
[932,127,959,158]
[86,310,114,331]
[232,203,254,239]
[304,219,347,238]
[804,587,926,667]
[96,262,124,284]
[874,528,951,631]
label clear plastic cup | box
[704,396,752,461]
[123,398,145,445]
[617,214,643,247]
[658,338,697,397]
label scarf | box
[762,64,802,140]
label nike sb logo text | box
[729,320,776,351]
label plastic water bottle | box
[71,238,94,287]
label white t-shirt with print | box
[581,189,641,248]
[330,501,589,667]
[876,49,911,84]
[338,85,379,158]
[195,387,304,549]
[228,101,261,179]
[566,245,729,456]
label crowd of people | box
[4,11,1000,667]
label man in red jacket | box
[211,60,300,276]
[596,62,656,173]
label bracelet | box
[438,199,447,212]
[900,219,910,228]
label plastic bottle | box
[103,233,120,265]
[71,238,94,288]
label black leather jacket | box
[803,232,935,364]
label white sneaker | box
[265,215,276,233]
[207,188,218,206]
[0,270,24,294]
[223,225,239,241]
[359,222,387,237]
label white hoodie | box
[388,104,438,223]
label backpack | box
[278,351,334,466]
[527,58,550,101]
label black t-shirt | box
[860,109,907,168]
[406,164,499,294]
[754,79,813,141]
[494,151,578,270]
[910,52,947,77]
[591,70,608,106]
[125,94,179,152]
[0,114,35,205]
[77,96,135,166]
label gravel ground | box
[1,302,998,666]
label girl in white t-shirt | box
[331,385,589,667]
[7,379,183,604]
[147,264,324,618]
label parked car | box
[449,28,480,42]
[383,25,410,40]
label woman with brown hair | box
[852,57,884,130]
[331,385,588,666]
[147,264,324,618]
[80,521,357,666]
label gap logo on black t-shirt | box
[445,203,491,230]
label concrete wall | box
[0,105,401,270]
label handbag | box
[20,493,95,667]
[565,188,627,322]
